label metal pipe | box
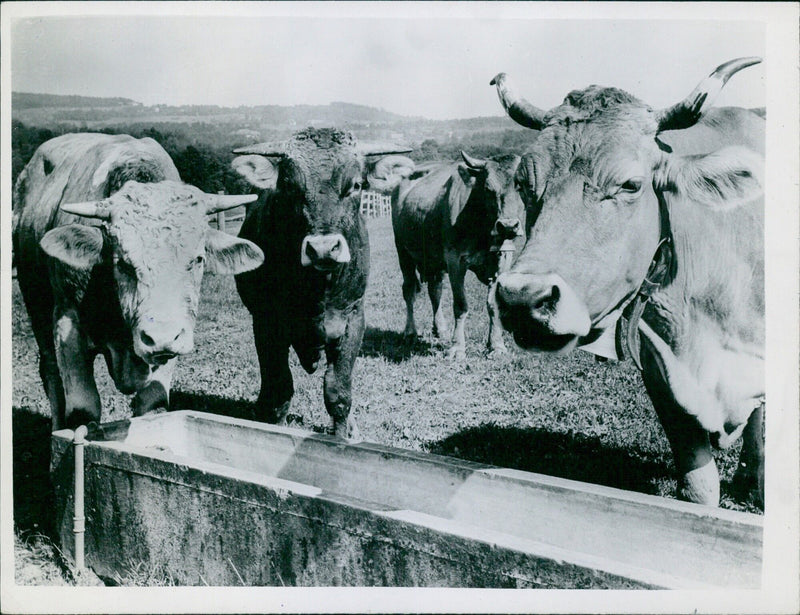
[73,425,88,571]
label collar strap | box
[618,236,673,370]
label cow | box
[392,152,526,358]
[231,127,413,440]
[488,57,765,507]
[13,133,265,432]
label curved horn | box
[357,142,413,157]
[655,57,762,133]
[232,141,287,157]
[60,201,111,220]
[490,72,547,130]
[206,194,259,214]
[461,151,487,170]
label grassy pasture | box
[11,215,755,584]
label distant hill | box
[10,91,519,131]
[12,92,417,125]
[13,92,139,109]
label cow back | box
[14,133,179,258]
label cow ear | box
[457,163,482,183]
[449,169,476,227]
[232,155,279,190]
[40,224,104,270]
[205,229,264,274]
[367,155,416,193]
[656,146,764,210]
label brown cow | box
[392,152,525,358]
[489,58,765,506]
[232,128,413,439]
[14,133,264,430]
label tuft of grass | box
[112,560,177,587]
[14,531,71,586]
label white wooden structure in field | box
[360,191,391,217]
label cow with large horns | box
[392,151,525,358]
[488,58,765,506]
[232,127,413,439]
[13,133,264,431]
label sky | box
[9,7,766,120]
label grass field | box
[11,215,755,585]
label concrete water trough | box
[51,410,762,588]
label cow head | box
[458,151,525,243]
[233,128,411,272]
[489,58,764,353]
[40,180,264,364]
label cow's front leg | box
[446,258,468,360]
[427,270,448,340]
[733,402,764,508]
[253,313,293,424]
[486,281,507,355]
[53,311,101,430]
[640,337,719,505]
[324,306,365,441]
[132,359,175,416]
[398,247,420,339]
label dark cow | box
[489,58,765,506]
[232,127,413,439]
[13,133,264,431]
[392,152,525,358]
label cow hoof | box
[447,346,466,361]
[732,464,764,509]
[678,460,720,506]
[334,417,361,442]
[257,400,291,425]
[131,381,169,417]
[402,331,419,343]
[485,345,508,358]
[65,408,101,431]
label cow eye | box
[620,178,643,194]
[188,255,204,270]
[352,180,363,192]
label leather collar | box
[616,194,675,370]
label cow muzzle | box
[301,233,351,270]
[492,271,591,352]
[492,218,523,240]
[135,320,194,365]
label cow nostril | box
[140,331,155,348]
[305,241,318,261]
[532,285,560,311]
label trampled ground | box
[11,215,754,585]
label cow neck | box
[616,192,675,370]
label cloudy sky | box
[9,5,766,120]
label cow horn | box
[357,142,413,156]
[60,201,111,220]
[206,193,259,214]
[232,141,287,157]
[461,151,487,170]
[655,57,762,133]
[490,72,547,130]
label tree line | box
[12,119,537,195]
